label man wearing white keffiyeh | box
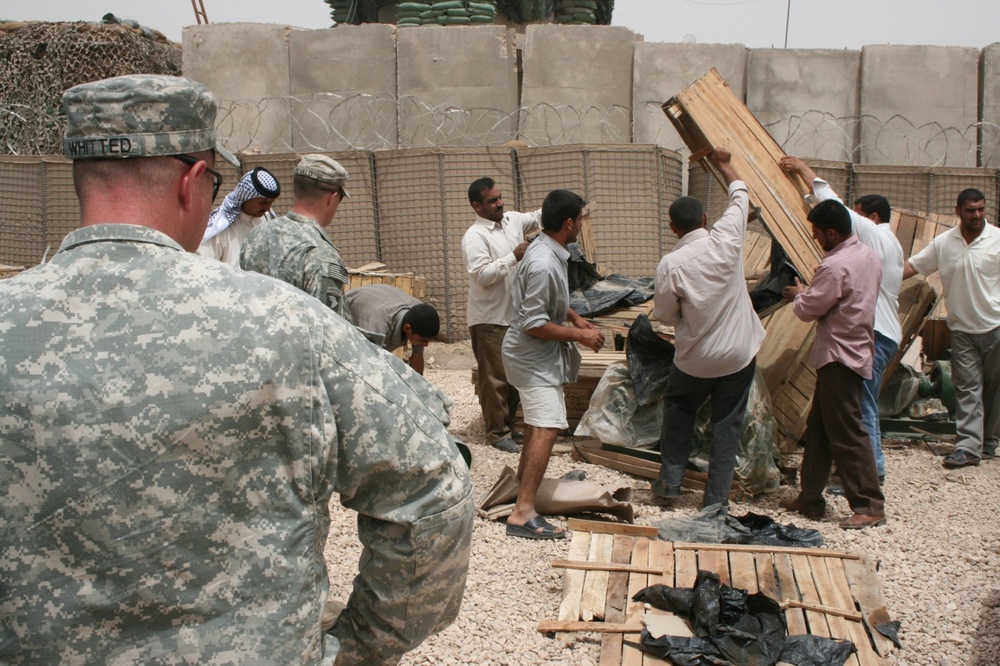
[198,166,281,266]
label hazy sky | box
[4,0,1000,50]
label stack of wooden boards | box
[541,519,895,666]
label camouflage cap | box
[295,154,351,198]
[62,74,217,160]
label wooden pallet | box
[541,519,894,666]
[662,68,824,283]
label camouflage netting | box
[0,21,182,155]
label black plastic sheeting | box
[632,571,857,666]
[566,242,655,317]
[625,314,676,406]
[749,239,802,313]
[654,504,824,549]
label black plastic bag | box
[730,512,825,549]
[779,634,856,666]
[634,570,857,666]
[625,314,676,406]
[749,239,802,314]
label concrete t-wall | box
[181,24,996,169]
[519,25,638,146]
[396,26,518,147]
[980,43,1000,168]
[632,43,747,152]
[288,25,398,151]
[746,48,860,163]
[183,23,293,153]
[859,45,980,166]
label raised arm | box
[712,148,739,186]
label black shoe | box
[491,437,520,453]
[943,450,981,468]
[650,479,681,499]
[511,431,524,442]
[982,449,996,461]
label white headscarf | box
[202,167,280,241]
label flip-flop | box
[505,515,566,540]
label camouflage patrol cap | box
[62,74,217,160]
[294,154,351,199]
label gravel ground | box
[324,340,1000,666]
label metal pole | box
[784,0,791,48]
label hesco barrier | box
[0,144,682,341]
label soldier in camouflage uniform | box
[240,154,353,320]
[0,74,474,666]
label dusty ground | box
[324,340,1000,666]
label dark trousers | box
[799,362,885,516]
[470,324,519,443]
[656,358,757,507]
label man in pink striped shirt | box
[780,199,887,530]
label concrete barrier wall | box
[289,25,397,151]
[633,43,747,152]
[182,24,999,168]
[519,25,637,145]
[859,45,980,166]
[397,26,518,147]
[746,49,860,162]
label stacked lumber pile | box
[346,262,427,299]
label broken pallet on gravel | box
[539,519,895,665]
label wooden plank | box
[840,555,895,658]
[556,530,592,645]
[622,538,650,666]
[807,555,863,666]
[642,540,671,666]
[672,542,860,560]
[674,547,698,589]
[581,534,615,621]
[754,552,782,604]
[567,518,660,539]
[781,599,862,622]
[696,548,729,586]
[728,550,759,594]
[539,620,643,633]
[821,557,886,666]
[552,559,662,575]
[790,554,832,637]
[599,535,635,666]
[772,552,809,635]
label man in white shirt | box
[651,148,766,508]
[904,188,1000,468]
[462,177,542,453]
[198,166,280,266]
[780,156,903,485]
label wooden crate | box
[541,519,894,666]
[346,269,426,299]
[662,68,823,283]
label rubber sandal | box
[505,515,566,540]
